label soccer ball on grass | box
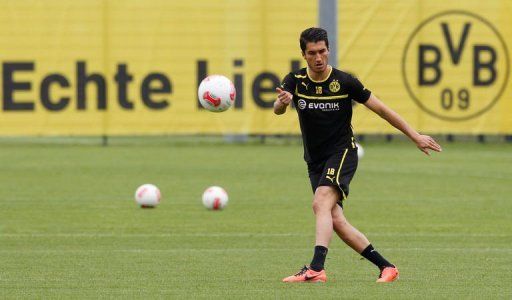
[134,184,161,208]
[202,186,228,210]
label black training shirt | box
[281,67,371,163]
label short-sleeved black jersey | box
[281,67,371,163]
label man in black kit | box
[276,27,442,283]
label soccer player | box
[275,27,442,283]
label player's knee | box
[315,186,338,201]
[312,186,337,212]
[312,199,326,213]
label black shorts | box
[307,148,358,207]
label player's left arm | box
[363,94,442,155]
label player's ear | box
[301,51,306,59]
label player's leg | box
[331,205,399,282]
[282,185,337,283]
[310,185,338,267]
[282,162,334,283]
[331,204,370,252]
[331,148,399,282]
[307,150,355,272]
[312,186,338,247]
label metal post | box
[319,0,338,68]
[477,134,485,143]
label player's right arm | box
[274,73,296,115]
[274,87,293,115]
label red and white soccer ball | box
[202,186,228,210]
[134,184,161,208]
[198,75,236,112]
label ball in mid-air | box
[198,75,236,112]
[202,186,228,210]
[134,184,161,208]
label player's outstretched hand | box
[276,87,292,105]
[415,135,442,156]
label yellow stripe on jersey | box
[336,149,349,200]
[294,74,307,78]
[296,91,348,101]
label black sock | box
[310,245,328,271]
[360,244,394,270]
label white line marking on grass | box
[0,249,309,254]
[0,232,509,238]
[385,248,512,253]
[367,232,512,238]
[0,248,511,254]
[0,233,307,238]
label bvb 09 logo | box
[402,11,509,121]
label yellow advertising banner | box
[340,0,512,134]
[0,0,510,135]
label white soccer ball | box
[134,184,161,208]
[356,142,364,159]
[198,75,236,112]
[202,186,228,210]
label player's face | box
[302,41,329,73]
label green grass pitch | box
[0,139,511,298]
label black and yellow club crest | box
[329,80,340,93]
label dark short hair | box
[300,27,329,53]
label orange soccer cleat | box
[376,266,399,283]
[282,266,327,283]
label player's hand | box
[276,87,292,106]
[414,134,442,156]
